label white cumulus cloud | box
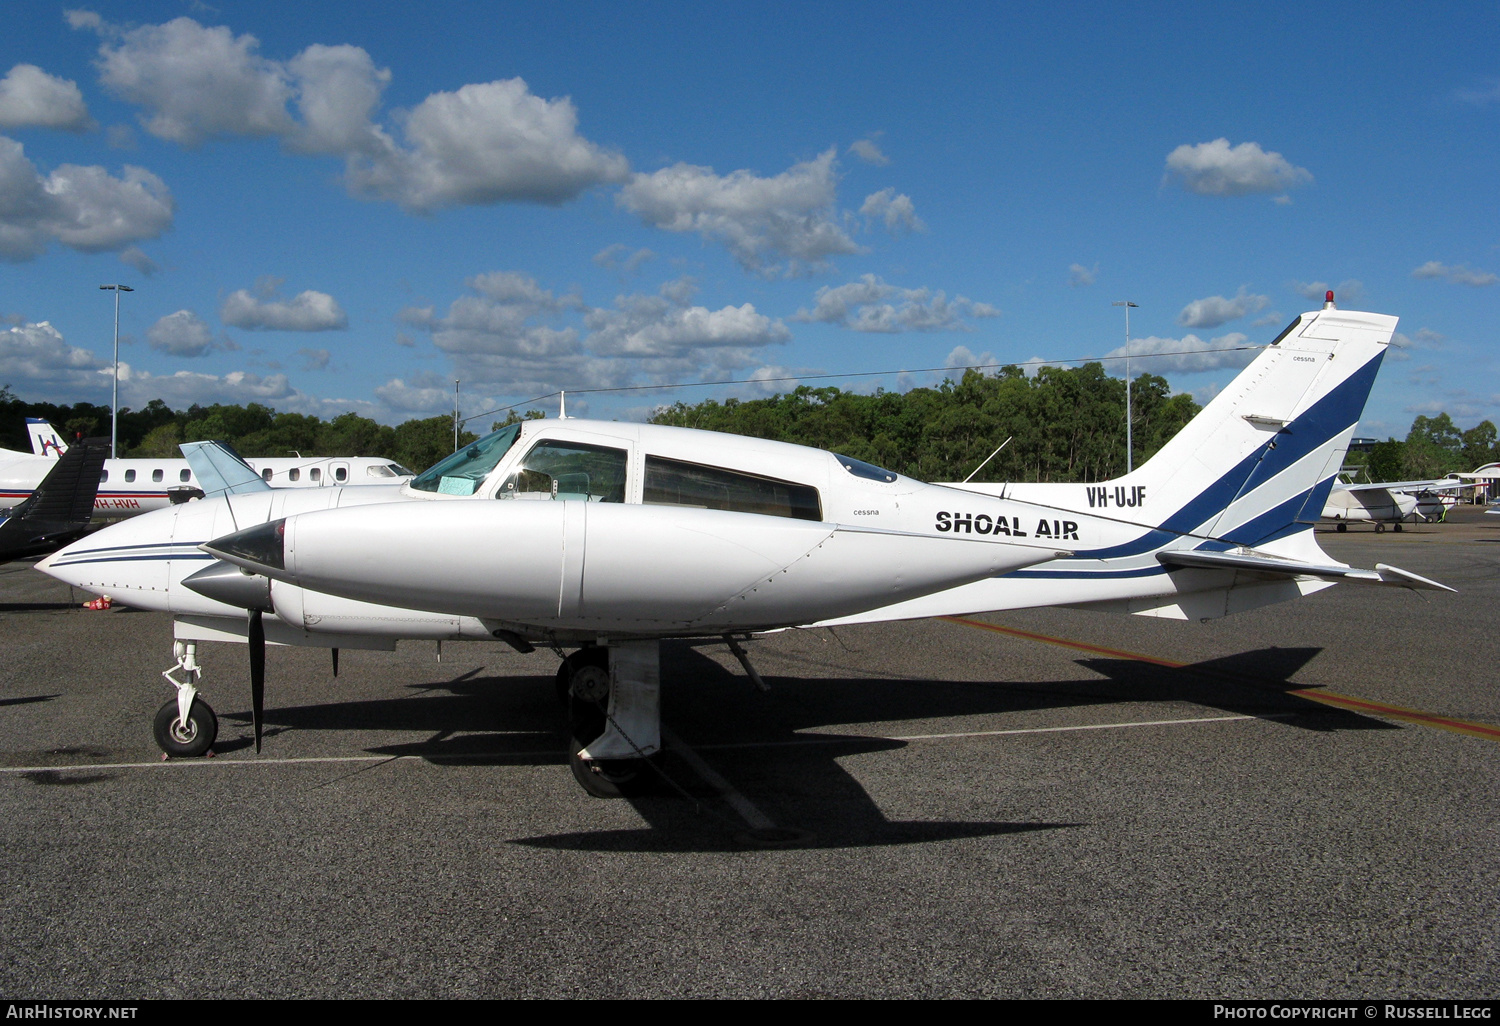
[220,286,348,331]
[859,187,923,235]
[1177,287,1270,329]
[848,137,890,165]
[587,297,789,358]
[83,15,626,210]
[1411,261,1498,287]
[347,79,629,210]
[0,320,104,392]
[0,64,93,131]
[618,149,862,276]
[1069,263,1097,288]
[1164,138,1312,197]
[95,18,296,146]
[0,136,174,260]
[793,274,999,333]
[147,309,235,357]
[1105,332,1259,374]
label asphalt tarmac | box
[1,507,1496,998]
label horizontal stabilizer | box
[181,440,272,497]
[1157,548,1453,592]
[1372,562,1455,592]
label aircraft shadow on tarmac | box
[212,640,1390,850]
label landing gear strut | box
[156,640,217,756]
[559,640,661,798]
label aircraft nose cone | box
[203,518,286,573]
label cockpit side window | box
[643,456,822,521]
[497,440,627,502]
[409,424,523,495]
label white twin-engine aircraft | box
[0,419,414,518]
[37,299,1452,797]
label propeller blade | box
[331,647,339,678]
[248,609,265,753]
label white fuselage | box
[0,448,413,519]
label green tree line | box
[650,364,1200,483]
[1355,414,1500,481]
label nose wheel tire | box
[152,698,218,758]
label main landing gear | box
[556,640,662,799]
[157,640,218,757]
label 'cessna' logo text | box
[936,512,1079,540]
[1085,485,1146,509]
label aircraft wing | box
[180,441,273,497]
[1157,548,1453,592]
[1338,479,1465,493]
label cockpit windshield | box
[409,424,522,495]
[834,453,898,483]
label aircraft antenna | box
[962,437,1013,483]
[559,390,567,419]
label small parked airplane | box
[1,418,414,517]
[37,295,1452,796]
[1321,478,1465,532]
[0,437,109,562]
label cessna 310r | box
[37,295,1452,796]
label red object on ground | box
[82,595,112,610]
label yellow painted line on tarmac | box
[942,615,1500,743]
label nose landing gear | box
[156,640,218,757]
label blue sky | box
[1,1,1497,440]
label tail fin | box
[1116,306,1396,549]
[26,418,67,459]
[9,437,109,523]
[0,437,109,561]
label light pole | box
[99,284,134,458]
[453,380,460,452]
[1112,301,1138,474]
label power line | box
[460,342,1262,426]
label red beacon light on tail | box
[1324,290,1336,309]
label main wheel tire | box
[562,650,651,798]
[1375,522,1386,534]
[1394,523,1404,533]
[1336,522,1347,532]
[568,738,648,799]
[554,646,608,706]
[152,697,218,758]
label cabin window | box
[180,469,191,483]
[367,464,395,478]
[100,470,108,482]
[310,468,321,482]
[152,469,164,483]
[644,456,822,521]
[289,468,300,482]
[261,468,273,482]
[411,424,522,495]
[124,469,135,483]
[334,467,347,482]
[498,441,627,503]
